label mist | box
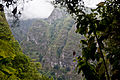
[21,0,54,19]
[21,0,104,19]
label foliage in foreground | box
[54,0,120,80]
[0,8,53,80]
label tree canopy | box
[1,0,120,79]
[54,0,120,80]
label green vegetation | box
[10,9,82,80]
[4,0,120,80]
[0,9,53,80]
[54,0,120,80]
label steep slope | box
[0,10,28,80]
[47,8,67,24]
[0,9,53,80]
[9,19,36,42]
[21,20,49,59]
[11,8,83,80]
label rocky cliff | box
[11,8,83,80]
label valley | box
[10,8,83,80]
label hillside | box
[11,8,83,80]
[0,6,53,80]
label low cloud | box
[21,0,54,19]
[21,0,104,19]
[84,0,105,7]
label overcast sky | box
[21,0,104,19]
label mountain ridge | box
[10,8,83,80]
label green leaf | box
[95,53,101,61]
[80,40,87,45]
[0,65,16,75]
[88,36,95,45]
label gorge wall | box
[11,8,83,80]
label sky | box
[22,0,54,19]
[21,0,104,19]
[84,0,105,7]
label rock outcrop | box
[11,8,83,80]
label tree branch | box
[94,32,110,80]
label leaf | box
[5,66,16,74]
[80,40,87,45]
[12,7,17,16]
[91,8,97,12]
[88,29,93,35]
[89,43,97,60]
[0,56,3,58]
[97,2,105,7]
[94,12,98,15]
[6,3,9,8]
[95,53,101,61]
[79,25,87,35]
[82,47,89,60]
[0,65,16,75]
[0,57,11,65]
[76,23,80,29]
[88,36,95,45]
[73,59,76,62]
[77,61,86,74]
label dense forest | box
[0,0,120,80]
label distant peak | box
[47,8,67,24]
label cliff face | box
[21,20,49,58]
[47,8,67,24]
[11,8,83,80]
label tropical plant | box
[54,0,120,80]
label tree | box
[0,1,54,80]
[54,0,120,80]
